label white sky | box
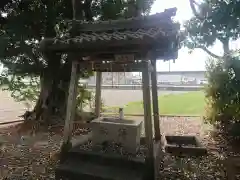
[151,0,240,71]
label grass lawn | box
[105,91,206,116]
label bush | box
[205,57,240,138]
[76,83,104,113]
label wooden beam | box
[80,61,153,72]
[95,71,102,117]
[151,60,161,140]
[142,61,155,179]
[63,60,79,143]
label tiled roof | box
[40,8,180,58]
[68,12,171,25]
[53,27,167,45]
[66,8,178,33]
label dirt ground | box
[0,116,239,180]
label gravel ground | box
[1,117,239,180]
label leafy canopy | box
[184,0,240,58]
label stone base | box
[56,135,162,180]
[91,117,143,154]
[163,135,207,156]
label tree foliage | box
[185,0,240,57]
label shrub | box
[76,83,104,113]
[205,56,240,138]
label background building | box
[86,71,207,85]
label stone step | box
[55,158,144,180]
[68,145,145,171]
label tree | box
[185,0,240,137]
[0,0,154,125]
[185,0,240,59]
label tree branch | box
[189,0,204,20]
[1,59,43,75]
[84,0,93,21]
[188,35,221,59]
[11,65,43,75]
[21,43,39,60]
[197,45,222,59]
[218,38,230,55]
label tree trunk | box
[36,75,70,125]
[24,54,72,126]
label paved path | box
[97,89,185,107]
[0,90,27,123]
[0,89,186,123]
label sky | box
[151,0,213,72]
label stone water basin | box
[90,117,143,154]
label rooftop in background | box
[157,71,206,75]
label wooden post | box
[151,60,161,140]
[142,61,154,179]
[95,71,102,117]
[60,60,79,163]
[63,60,79,144]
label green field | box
[106,91,206,116]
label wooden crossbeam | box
[79,61,153,72]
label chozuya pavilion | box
[40,7,180,180]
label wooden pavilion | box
[40,7,180,180]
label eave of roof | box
[67,8,179,33]
[51,27,171,47]
[40,8,180,60]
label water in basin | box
[102,118,135,124]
